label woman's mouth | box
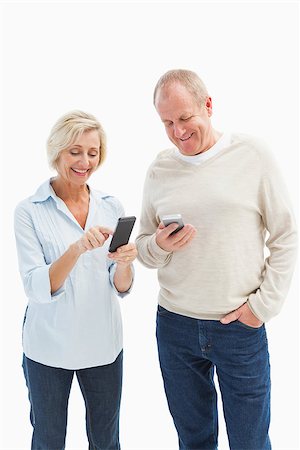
[71,168,89,176]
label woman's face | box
[56,129,100,186]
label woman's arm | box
[108,243,137,293]
[49,226,112,293]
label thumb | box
[220,308,241,325]
[98,227,113,236]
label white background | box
[1,1,299,449]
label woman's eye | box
[70,151,79,155]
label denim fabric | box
[156,305,271,450]
[22,351,123,450]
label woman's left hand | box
[108,243,138,266]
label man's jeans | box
[156,305,271,450]
[22,351,123,450]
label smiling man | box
[136,69,297,450]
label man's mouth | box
[180,133,193,142]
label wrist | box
[116,262,132,271]
[69,242,85,258]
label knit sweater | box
[136,133,297,322]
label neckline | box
[170,139,234,169]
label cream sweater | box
[136,133,297,322]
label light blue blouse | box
[14,179,132,370]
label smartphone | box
[109,216,136,252]
[160,214,184,235]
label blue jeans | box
[22,351,123,450]
[156,305,271,450]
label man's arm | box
[224,149,297,324]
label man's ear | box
[205,96,213,117]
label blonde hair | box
[153,69,209,106]
[47,110,107,170]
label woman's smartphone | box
[109,216,136,252]
[160,214,184,235]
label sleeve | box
[135,167,172,269]
[107,197,135,297]
[109,263,135,298]
[247,151,298,322]
[14,202,65,304]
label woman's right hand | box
[74,226,113,255]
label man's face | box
[155,83,215,156]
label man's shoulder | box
[149,147,177,167]
[145,148,177,179]
[231,132,274,163]
[154,147,175,161]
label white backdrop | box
[1,1,299,449]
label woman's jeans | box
[156,305,271,450]
[22,350,123,450]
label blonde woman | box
[14,110,137,450]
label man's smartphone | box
[109,216,136,253]
[161,214,184,235]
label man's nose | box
[173,124,186,139]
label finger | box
[220,309,240,324]
[111,256,133,264]
[171,225,196,244]
[161,223,181,237]
[86,231,100,247]
[175,230,197,249]
[91,228,107,246]
[115,250,137,260]
[116,243,136,253]
[82,236,94,251]
[97,226,114,236]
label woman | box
[14,110,137,450]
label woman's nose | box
[78,153,89,167]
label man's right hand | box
[155,222,197,252]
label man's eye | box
[182,116,192,121]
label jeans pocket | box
[157,304,172,316]
[236,320,264,331]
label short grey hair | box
[153,69,209,106]
[47,110,107,170]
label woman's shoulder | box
[91,187,124,217]
[14,179,52,215]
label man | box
[135,69,297,450]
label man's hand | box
[156,222,197,252]
[220,302,263,328]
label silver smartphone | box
[161,214,184,235]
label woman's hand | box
[108,243,138,266]
[74,226,113,255]
[109,243,137,293]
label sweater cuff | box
[148,234,172,259]
[247,293,274,323]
